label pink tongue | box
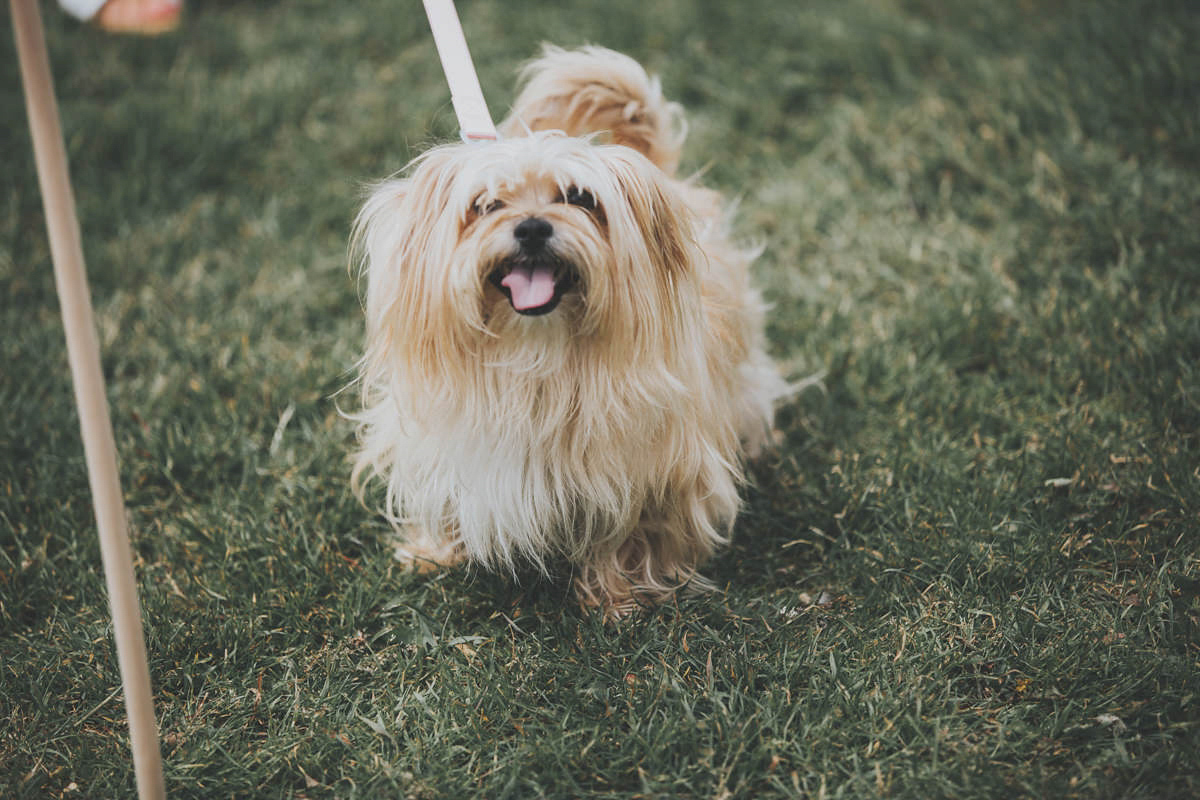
[501,263,556,310]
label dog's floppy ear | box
[603,147,696,281]
[587,146,704,362]
[354,150,459,311]
[355,147,475,380]
[355,177,416,344]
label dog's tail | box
[499,45,686,174]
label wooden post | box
[9,2,166,797]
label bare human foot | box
[95,0,182,35]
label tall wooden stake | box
[9,2,166,797]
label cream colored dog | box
[351,46,786,615]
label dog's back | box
[499,46,685,174]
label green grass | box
[2,0,1198,797]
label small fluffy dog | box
[351,46,787,615]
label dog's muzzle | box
[488,216,578,316]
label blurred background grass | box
[2,0,1198,797]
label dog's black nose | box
[514,216,553,250]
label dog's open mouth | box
[488,257,577,316]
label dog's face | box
[476,174,597,319]
[356,132,699,378]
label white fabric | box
[421,0,497,141]
[59,0,108,21]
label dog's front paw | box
[393,526,465,574]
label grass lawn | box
[3,0,1199,797]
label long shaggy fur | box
[351,46,786,615]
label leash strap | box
[421,0,498,141]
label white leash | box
[9,1,165,798]
[421,0,498,141]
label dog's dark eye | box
[475,197,505,215]
[563,186,596,211]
